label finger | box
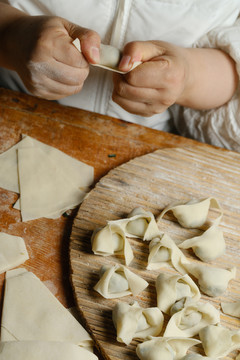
[51,36,90,68]
[112,90,167,117]
[64,20,101,64]
[113,73,161,104]
[27,76,85,100]
[123,61,170,89]
[29,59,89,86]
[119,40,168,72]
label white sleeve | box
[173,17,240,152]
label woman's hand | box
[0,4,101,99]
[112,40,190,117]
[113,40,238,116]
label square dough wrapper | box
[1,269,92,348]
[0,341,98,360]
[0,232,29,274]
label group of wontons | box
[91,198,240,360]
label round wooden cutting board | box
[69,146,240,360]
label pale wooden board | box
[70,146,240,360]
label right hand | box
[3,14,101,99]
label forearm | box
[178,47,239,110]
[0,3,29,69]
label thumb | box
[64,20,101,63]
[119,40,166,72]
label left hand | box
[112,40,190,117]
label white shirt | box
[1,0,240,149]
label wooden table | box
[0,87,225,353]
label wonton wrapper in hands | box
[184,263,236,297]
[221,300,240,318]
[199,324,240,358]
[108,207,160,241]
[112,301,164,345]
[72,38,141,73]
[94,264,148,299]
[91,223,133,265]
[136,336,201,360]
[1,269,92,348]
[158,198,222,228]
[163,298,220,338]
[0,232,29,274]
[0,341,98,360]
[147,234,189,274]
[156,273,200,314]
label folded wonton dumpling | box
[158,198,222,228]
[181,354,218,360]
[184,263,236,297]
[91,223,133,265]
[178,217,225,262]
[1,269,92,347]
[0,341,98,360]
[136,336,201,360]
[93,264,148,299]
[108,207,160,241]
[163,298,220,338]
[147,234,189,274]
[156,273,200,314]
[199,324,240,358]
[112,301,164,345]
[0,232,29,274]
[221,300,240,318]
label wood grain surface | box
[0,87,199,311]
[70,145,240,360]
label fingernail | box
[90,46,100,63]
[119,55,132,71]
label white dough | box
[184,263,236,297]
[0,141,20,192]
[72,38,141,73]
[181,354,218,360]
[0,341,98,360]
[18,147,86,221]
[158,198,222,228]
[163,298,220,337]
[178,217,225,262]
[199,324,240,358]
[94,264,148,299]
[221,300,240,318]
[1,269,92,348]
[91,223,133,265]
[0,232,29,274]
[156,273,200,314]
[147,234,189,274]
[108,207,160,241]
[0,135,94,221]
[136,336,201,360]
[112,301,163,345]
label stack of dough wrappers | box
[0,135,94,221]
[0,268,98,360]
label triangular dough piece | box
[17,147,86,221]
[0,141,20,193]
[1,269,92,347]
[24,136,94,189]
[0,233,29,274]
[0,341,98,360]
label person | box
[0,0,240,151]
